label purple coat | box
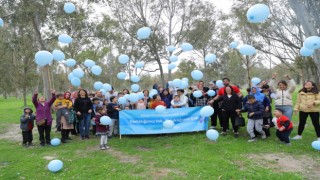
[32,93,56,125]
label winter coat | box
[241,101,264,120]
[20,107,36,131]
[107,103,120,119]
[73,97,93,114]
[220,93,242,112]
[294,91,320,112]
[32,93,56,125]
[276,115,293,130]
[94,114,109,133]
[269,79,296,106]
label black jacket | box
[220,93,242,111]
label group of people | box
[19,73,320,149]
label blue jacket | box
[241,101,264,120]
[20,108,36,131]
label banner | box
[119,107,208,135]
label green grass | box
[0,91,319,179]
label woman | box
[32,90,56,146]
[142,90,151,109]
[151,94,166,109]
[73,89,93,140]
[219,86,242,137]
[293,81,320,140]
[160,89,172,108]
[269,73,296,121]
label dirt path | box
[0,124,23,142]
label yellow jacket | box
[53,99,73,109]
[294,92,320,112]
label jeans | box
[275,105,293,121]
[276,129,292,143]
[298,111,320,137]
[37,125,51,145]
[78,113,91,138]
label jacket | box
[94,114,109,133]
[220,93,242,111]
[73,97,93,114]
[269,79,296,106]
[276,115,293,130]
[107,103,120,119]
[294,91,320,112]
[32,93,56,125]
[241,101,264,120]
[20,107,36,131]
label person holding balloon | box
[32,90,56,146]
[73,89,93,140]
[94,106,110,150]
[269,73,296,121]
[208,81,223,129]
[292,81,320,140]
[107,96,121,138]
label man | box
[191,80,209,107]
[105,87,118,102]
[208,78,242,105]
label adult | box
[293,81,320,140]
[208,77,241,105]
[151,94,166,109]
[269,73,296,121]
[95,90,105,106]
[175,89,189,108]
[32,90,56,146]
[74,89,93,140]
[142,90,150,109]
[208,81,223,129]
[190,80,209,107]
[105,87,118,102]
[160,89,172,108]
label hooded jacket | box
[294,91,320,112]
[20,107,36,131]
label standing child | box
[274,109,293,145]
[91,97,100,136]
[238,95,266,142]
[94,106,110,150]
[107,96,121,138]
[20,107,36,147]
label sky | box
[211,0,234,13]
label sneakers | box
[100,145,106,150]
[105,144,110,149]
[248,138,257,142]
[234,133,239,138]
[209,126,216,129]
[261,133,267,139]
[292,135,302,140]
[220,132,227,135]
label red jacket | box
[276,115,293,130]
[151,101,166,109]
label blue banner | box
[119,107,208,135]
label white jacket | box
[269,79,296,106]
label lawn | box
[0,92,320,179]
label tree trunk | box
[246,56,251,88]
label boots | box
[66,130,72,140]
[61,129,67,143]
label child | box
[273,108,293,145]
[54,93,73,143]
[238,95,266,142]
[171,95,182,108]
[107,96,121,138]
[136,99,146,110]
[20,107,36,147]
[91,97,100,135]
[94,106,110,150]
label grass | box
[0,92,320,179]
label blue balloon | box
[150,89,158,94]
[100,116,112,125]
[303,36,320,50]
[68,73,75,81]
[131,75,140,83]
[58,34,73,44]
[137,92,144,99]
[191,70,203,80]
[163,120,174,129]
[64,2,76,14]
[131,84,140,92]
[169,55,178,62]
[207,90,216,97]
[204,54,216,64]
[168,81,173,87]
[239,44,256,56]
[230,41,238,49]
[155,105,166,113]
[84,59,96,68]
[181,43,193,51]
[135,61,144,69]
[123,94,130,100]
[35,51,53,66]
[206,129,219,141]
[117,72,127,80]
[48,160,63,172]
[251,77,261,85]
[100,89,107,95]
[167,45,176,52]
[182,78,189,82]
[311,141,320,151]
[200,106,214,117]
[52,50,65,61]
[64,59,76,67]
[118,97,127,105]
[246,4,270,23]
[103,83,112,91]
[179,80,188,89]
[91,65,102,76]
[0,18,3,27]
[172,79,182,87]
[71,77,81,87]
[118,54,129,64]
[168,63,177,70]
[149,91,157,99]
[72,68,84,78]
[137,27,152,40]
[50,138,61,146]
[128,93,139,103]
[216,80,224,88]
[300,47,314,57]
[193,90,202,98]
[93,81,103,90]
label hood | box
[250,86,265,103]
[24,107,33,114]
